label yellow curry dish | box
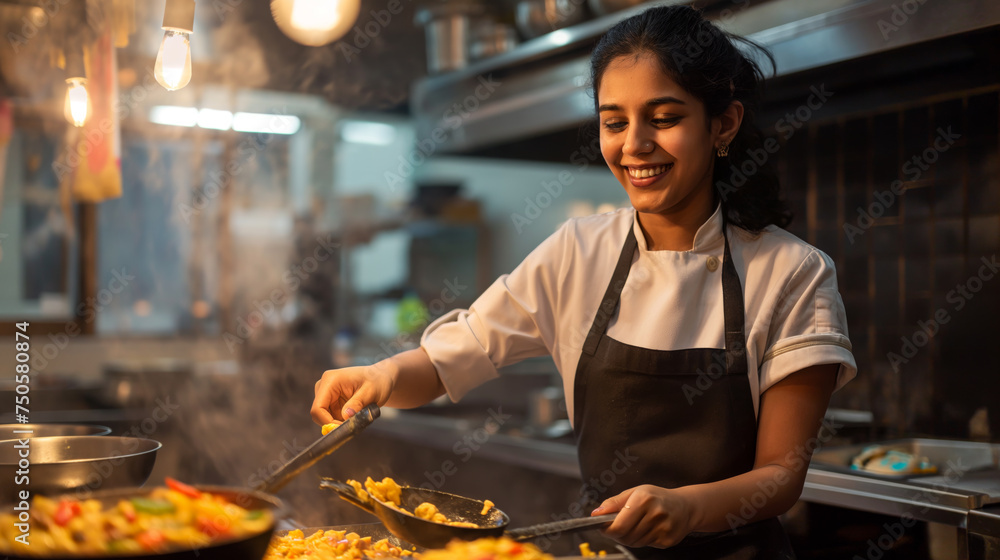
[417,537,552,560]
[265,529,413,559]
[0,478,273,557]
[346,478,481,528]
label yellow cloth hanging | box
[69,32,122,203]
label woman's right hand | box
[311,364,396,425]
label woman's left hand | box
[592,485,696,549]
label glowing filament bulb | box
[64,78,89,127]
[291,0,341,31]
[154,30,192,91]
[271,0,360,46]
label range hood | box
[410,0,1000,153]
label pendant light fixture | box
[154,0,195,91]
[64,49,90,127]
[270,0,361,47]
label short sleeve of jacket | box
[420,221,569,401]
[759,249,858,393]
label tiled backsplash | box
[776,89,1000,439]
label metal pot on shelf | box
[529,386,566,428]
[470,20,519,61]
[415,2,487,74]
[516,0,589,40]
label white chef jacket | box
[420,203,857,421]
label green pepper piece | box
[107,539,142,553]
[245,510,265,520]
[130,497,176,515]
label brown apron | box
[572,217,795,559]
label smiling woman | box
[596,53,722,251]
[312,6,856,560]
[590,5,790,251]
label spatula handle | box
[507,513,617,540]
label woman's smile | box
[624,163,674,186]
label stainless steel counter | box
[970,506,1000,538]
[801,468,973,526]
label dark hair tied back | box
[591,5,792,232]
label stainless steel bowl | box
[0,436,160,503]
[0,423,111,442]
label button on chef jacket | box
[420,204,857,422]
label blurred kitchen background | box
[0,0,999,558]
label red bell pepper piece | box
[165,477,201,499]
[136,529,166,550]
[196,514,232,539]
[54,500,81,526]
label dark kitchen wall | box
[773,88,1000,440]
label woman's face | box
[598,52,720,217]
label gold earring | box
[717,144,729,157]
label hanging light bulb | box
[64,78,90,127]
[270,0,361,47]
[63,49,90,127]
[154,0,195,91]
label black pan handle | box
[507,513,618,541]
[319,478,376,515]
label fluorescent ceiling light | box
[233,112,302,135]
[197,108,233,131]
[341,120,396,145]
[149,107,300,134]
[149,105,198,127]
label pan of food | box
[321,477,617,549]
[0,404,384,559]
[0,480,285,559]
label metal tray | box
[811,438,1000,481]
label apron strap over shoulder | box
[582,226,639,357]
[721,218,748,376]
